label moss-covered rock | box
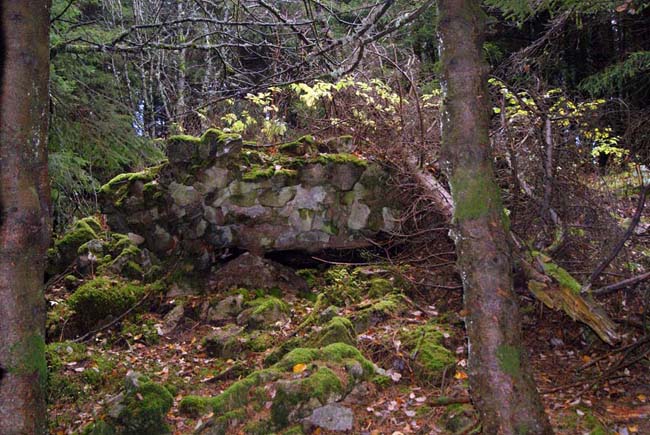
[47,217,103,275]
[367,277,395,298]
[278,135,317,156]
[100,166,163,207]
[271,367,344,426]
[167,128,242,165]
[352,293,406,332]
[187,342,375,433]
[401,323,456,384]
[68,277,147,331]
[203,324,246,358]
[237,296,289,329]
[89,372,173,435]
[307,316,356,348]
[179,395,211,417]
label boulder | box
[305,404,354,432]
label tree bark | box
[437,1,553,433]
[0,1,52,433]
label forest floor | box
[46,255,650,435]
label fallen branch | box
[408,160,620,345]
[592,271,650,296]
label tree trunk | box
[0,1,52,433]
[437,1,553,433]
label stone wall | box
[101,130,399,266]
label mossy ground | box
[46,260,644,435]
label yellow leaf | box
[629,425,638,433]
[581,355,591,363]
[637,394,646,402]
[454,371,468,380]
[293,363,307,373]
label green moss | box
[49,217,102,272]
[64,274,80,286]
[372,374,392,388]
[368,277,394,297]
[179,396,211,417]
[342,191,356,205]
[248,332,276,352]
[116,376,174,435]
[86,420,117,435]
[449,170,504,222]
[533,252,582,294]
[68,277,147,330]
[251,295,288,313]
[315,153,367,167]
[496,344,522,378]
[278,135,317,156]
[322,266,365,305]
[308,316,356,347]
[244,419,274,435]
[271,367,343,427]
[8,333,47,392]
[100,166,162,200]
[401,324,455,383]
[353,293,405,331]
[211,368,282,413]
[168,133,202,144]
[122,317,160,345]
[46,341,91,403]
[282,426,305,435]
[242,165,298,181]
[188,342,375,432]
[296,269,318,288]
[276,342,373,375]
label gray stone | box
[203,206,224,225]
[306,404,354,432]
[169,182,202,207]
[348,202,371,230]
[152,225,174,252]
[382,207,396,232]
[328,163,364,191]
[259,186,297,207]
[204,294,244,322]
[237,303,288,330]
[297,230,330,244]
[160,303,185,335]
[203,324,245,358]
[290,185,326,210]
[186,219,208,239]
[196,166,230,193]
[127,232,145,245]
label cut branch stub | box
[523,252,620,345]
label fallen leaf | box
[454,371,468,380]
[293,363,307,373]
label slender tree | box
[437,0,553,433]
[0,0,52,433]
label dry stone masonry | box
[101,130,400,267]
